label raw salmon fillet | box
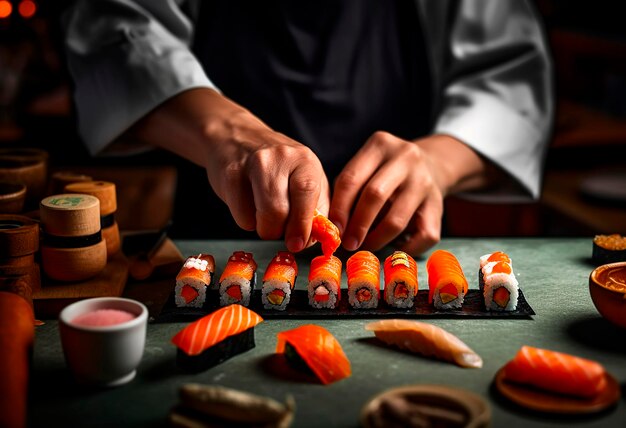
[365,319,482,368]
[172,305,263,356]
[311,210,341,258]
[276,324,351,385]
[502,346,607,398]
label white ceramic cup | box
[59,297,148,387]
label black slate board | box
[155,288,534,323]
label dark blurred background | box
[1,0,624,239]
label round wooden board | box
[494,367,621,414]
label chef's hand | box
[128,88,329,253]
[329,132,492,256]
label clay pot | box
[589,262,626,329]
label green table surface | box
[30,238,626,427]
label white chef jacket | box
[64,0,553,200]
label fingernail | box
[286,237,304,253]
[343,236,358,251]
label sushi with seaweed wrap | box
[308,255,342,309]
[347,251,380,309]
[175,254,215,308]
[383,251,418,308]
[276,324,351,385]
[171,304,263,372]
[592,234,626,265]
[261,251,298,311]
[427,250,468,310]
[219,251,257,307]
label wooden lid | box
[64,181,117,215]
[0,214,39,257]
[40,194,101,237]
[49,171,92,195]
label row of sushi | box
[174,249,520,312]
[172,304,611,402]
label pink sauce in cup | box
[71,309,136,327]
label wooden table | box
[29,238,626,427]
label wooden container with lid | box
[0,214,41,301]
[64,181,120,257]
[40,194,107,282]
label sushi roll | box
[480,252,518,311]
[478,251,511,285]
[276,324,351,385]
[308,255,342,309]
[171,304,263,372]
[174,254,215,308]
[311,210,341,258]
[219,251,257,307]
[427,250,468,310]
[261,251,298,311]
[347,251,380,309]
[592,234,626,265]
[383,251,418,308]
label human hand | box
[203,106,329,253]
[329,131,448,256]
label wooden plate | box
[494,367,621,414]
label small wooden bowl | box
[589,262,626,329]
[0,182,26,214]
[0,157,47,209]
[49,171,92,196]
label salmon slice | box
[309,255,342,290]
[365,320,482,368]
[347,251,380,297]
[180,285,199,304]
[276,324,351,385]
[479,251,511,269]
[263,251,297,287]
[176,254,215,285]
[172,305,263,356]
[502,346,607,398]
[383,251,418,302]
[311,210,341,258]
[219,251,257,283]
[426,250,468,304]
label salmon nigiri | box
[502,346,607,399]
[172,304,263,372]
[276,324,351,385]
[308,255,342,309]
[347,251,380,309]
[311,210,341,258]
[383,251,418,308]
[427,250,468,310]
[262,251,298,310]
[365,319,482,368]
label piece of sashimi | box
[172,305,263,356]
[277,324,351,385]
[311,211,341,258]
[365,319,482,369]
[502,346,607,398]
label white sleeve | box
[64,0,217,155]
[429,0,554,200]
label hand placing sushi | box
[131,88,330,253]
[329,133,494,255]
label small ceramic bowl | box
[59,297,148,386]
[0,182,26,213]
[589,262,626,329]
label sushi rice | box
[219,274,255,307]
[347,281,378,309]
[261,279,292,311]
[308,278,339,309]
[482,261,519,311]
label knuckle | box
[364,185,388,204]
[335,170,360,190]
[382,215,407,235]
[292,177,319,195]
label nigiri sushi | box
[261,251,298,311]
[171,304,263,372]
[311,210,341,258]
[502,346,607,399]
[365,319,482,369]
[308,255,342,309]
[276,324,351,385]
[347,251,380,309]
[480,252,519,311]
[427,250,468,310]
[383,251,418,308]
[219,251,257,307]
[175,254,215,308]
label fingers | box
[284,158,324,253]
[396,192,443,256]
[215,164,256,231]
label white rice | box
[219,273,255,307]
[308,278,339,309]
[174,280,207,308]
[433,289,465,310]
[261,279,292,311]
[483,270,519,311]
[384,281,415,308]
[348,280,379,309]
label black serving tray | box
[155,288,534,322]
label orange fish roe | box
[594,234,626,251]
